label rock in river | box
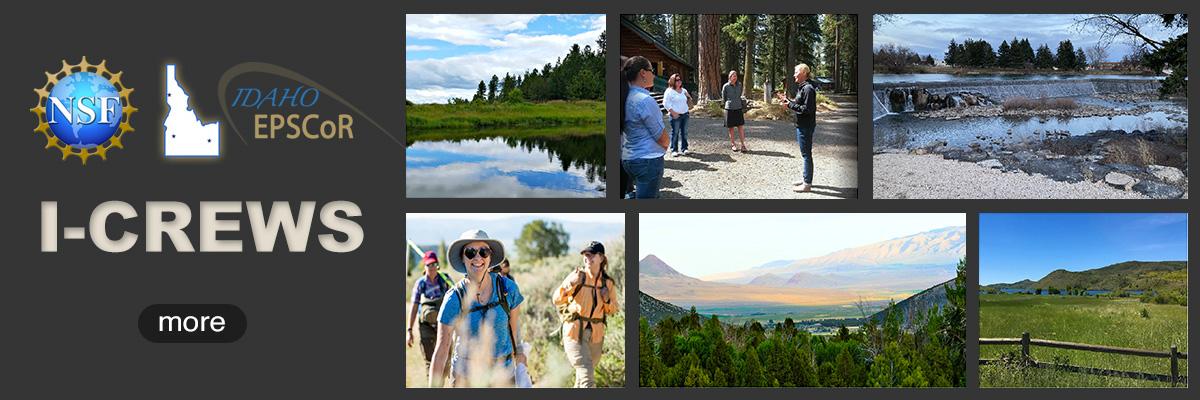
[977,159,1003,169]
[1147,165,1186,184]
[1104,172,1138,191]
[1133,180,1184,199]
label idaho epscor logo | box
[30,57,137,164]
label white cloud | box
[406,14,545,47]
[406,45,436,51]
[405,87,478,104]
[405,14,605,104]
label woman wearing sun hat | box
[553,241,620,387]
[429,229,526,387]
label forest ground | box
[658,94,858,199]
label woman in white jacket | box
[662,73,693,156]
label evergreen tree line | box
[639,259,966,387]
[944,38,1089,70]
[622,14,857,96]
[452,32,607,105]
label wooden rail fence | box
[980,332,1188,386]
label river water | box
[872,75,1187,149]
[406,127,606,198]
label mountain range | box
[640,226,965,308]
[701,226,965,287]
[983,260,1187,292]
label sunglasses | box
[463,246,492,260]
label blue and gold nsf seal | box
[30,57,137,164]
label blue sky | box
[405,14,605,103]
[980,213,1188,285]
[639,213,965,277]
[875,14,1184,63]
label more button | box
[138,304,247,343]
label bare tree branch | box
[1073,14,1166,50]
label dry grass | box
[1001,97,1079,112]
[1102,137,1185,168]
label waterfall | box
[872,78,1162,120]
[872,91,891,121]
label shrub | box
[1102,137,1185,169]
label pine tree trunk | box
[834,17,841,93]
[743,14,757,92]
[785,16,797,98]
[698,14,721,101]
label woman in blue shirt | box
[620,56,669,199]
[429,229,525,387]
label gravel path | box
[658,96,858,199]
[873,153,1150,199]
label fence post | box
[1170,345,1179,387]
[1021,332,1030,360]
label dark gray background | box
[2,0,1196,397]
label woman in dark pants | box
[776,63,818,193]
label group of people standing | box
[406,230,619,388]
[620,55,821,198]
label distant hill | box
[640,254,872,308]
[985,279,1036,291]
[984,261,1187,292]
[640,254,700,280]
[640,291,690,325]
[702,226,965,287]
[747,272,786,287]
[870,278,957,329]
[753,259,794,270]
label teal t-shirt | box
[438,273,524,363]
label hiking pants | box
[419,322,438,369]
[563,327,604,387]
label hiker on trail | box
[498,259,516,283]
[408,251,453,374]
[776,63,819,193]
[723,70,747,152]
[663,73,693,157]
[429,230,528,387]
[553,241,620,388]
[621,56,668,199]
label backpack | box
[418,272,453,325]
[452,274,519,360]
[559,269,609,339]
[557,270,587,323]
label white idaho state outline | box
[163,64,220,157]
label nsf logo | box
[30,57,137,164]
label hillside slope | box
[985,261,1187,292]
[639,291,690,325]
[870,278,956,328]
